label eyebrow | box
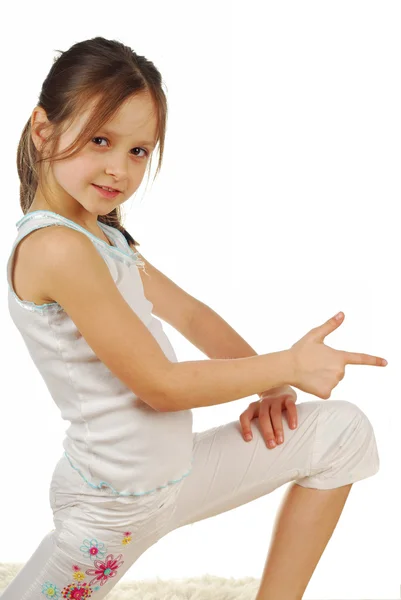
[101,128,156,148]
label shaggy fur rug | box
[0,563,260,599]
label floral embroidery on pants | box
[85,553,124,588]
[41,530,132,597]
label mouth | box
[92,184,122,199]
[93,184,121,193]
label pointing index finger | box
[345,352,387,366]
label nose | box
[104,153,130,181]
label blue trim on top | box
[7,286,62,312]
[8,211,147,313]
[64,451,194,497]
[16,210,143,266]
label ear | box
[30,106,53,152]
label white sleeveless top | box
[6,210,194,496]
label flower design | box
[121,531,132,546]
[85,553,124,587]
[41,581,61,598]
[60,581,93,598]
[72,569,86,582]
[43,535,125,597]
[79,538,107,562]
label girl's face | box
[32,93,158,223]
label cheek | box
[53,159,95,189]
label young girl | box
[3,37,387,600]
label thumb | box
[311,311,344,344]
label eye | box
[91,137,149,158]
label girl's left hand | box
[239,385,298,448]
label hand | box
[239,385,298,449]
[289,311,387,399]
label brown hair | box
[16,36,168,247]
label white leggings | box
[1,399,379,600]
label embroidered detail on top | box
[8,210,147,313]
[15,210,145,270]
[7,287,62,313]
[64,450,194,496]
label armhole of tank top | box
[98,221,144,263]
[7,222,119,314]
[104,225,147,274]
[100,221,133,253]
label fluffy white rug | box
[0,563,260,599]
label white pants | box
[1,400,379,600]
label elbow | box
[133,364,177,413]
[133,390,173,413]
[149,391,178,413]
[153,363,181,412]
[151,391,172,412]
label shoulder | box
[17,226,102,303]
[11,226,77,305]
[26,225,98,263]
[23,222,88,245]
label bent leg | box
[1,487,176,600]
[0,531,56,600]
[1,521,130,600]
[255,482,353,600]
[166,399,379,532]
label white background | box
[1,1,399,598]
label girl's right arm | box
[41,226,294,412]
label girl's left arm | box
[185,302,295,398]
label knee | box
[324,399,375,437]
[315,399,379,480]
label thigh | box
[47,483,181,598]
[2,482,180,599]
[165,399,379,532]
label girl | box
[3,37,387,600]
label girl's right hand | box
[288,312,387,399]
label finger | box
[343,350,387,367]
[285,400,298,429]
[269,402,285,444]
[312,312,345,343]
[239,410,253,442]
[258,408,277,449]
